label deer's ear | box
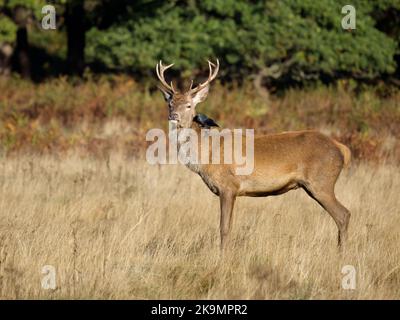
[159,87,172,102]
[192,86,209,106]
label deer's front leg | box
[219,191,236,251]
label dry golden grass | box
[0,152,399,299]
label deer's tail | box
[333,140,351,168]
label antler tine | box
[207,58,219,82]
[190,59,219,94]
[170,81,176,93]
[156,60,176,93]
[188,79,194,91]
[207,61,213,79]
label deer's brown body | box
[156,60,351,250]
[197,130,349,197]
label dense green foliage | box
[0,0,399,84]
[85,0,399,83]
[0,14,16,42]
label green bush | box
[86,0,398,84]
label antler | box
[156,61,177,93]
[190,59,219,94]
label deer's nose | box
[169,113,179,121]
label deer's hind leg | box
[302,181,351,247]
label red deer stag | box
[156,59,351,250]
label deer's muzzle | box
[169,113,179,121]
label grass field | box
[0,152,399,299]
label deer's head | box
[156,59,219,128]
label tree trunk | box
[13,6,31,79]
[66,0,86,76]
[15,26,31,78]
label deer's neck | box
[175,123,207,174]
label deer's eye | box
[186,104,191,109]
